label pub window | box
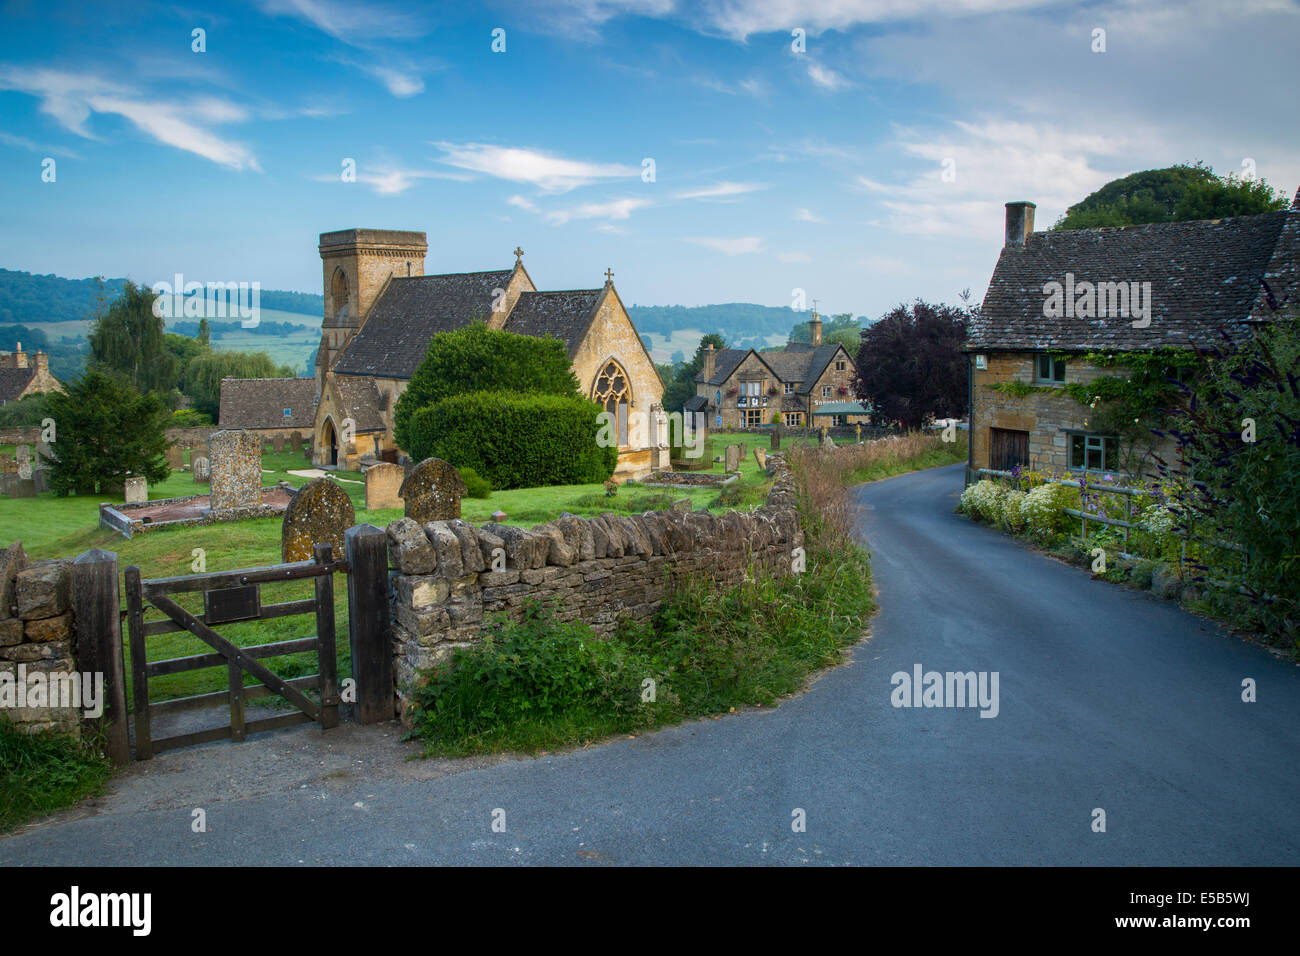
[1035,354,1066,383]
[835,360,846,371]
[783,382,795,395]
[1068,433,1120,471]
[821,385,832,397]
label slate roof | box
[0,367,36,404]
[971,209,1297,351]
[331,376,386,432]
[683,394,708,413]
[332,270,514,379]
[502,290,604,357]
[217,377,318,430]
[698,344,846,395]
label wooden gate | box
[990,427,1029,472]
[124,543,342,759]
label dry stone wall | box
[385,457,800,723]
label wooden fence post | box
[71,548,129,766]
[345,523,393,723]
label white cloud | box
[690,0,1065,40]
[684,236,765,255]
[507,194,539,212]
[257,0,428,41]
[358,63,424,98]
[794,207,824,222]
[547,197,651,225]
[806,61,849,91]
[433,142,640,193]
[0,131,81,159]
[673,181,767,201]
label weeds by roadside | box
[0,717,111,833]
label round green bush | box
[458,466,492,499]
[407,390,617,489]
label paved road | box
[5,463,1298,865]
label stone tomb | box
[364,462,405,511]
[398,457,466,523]
[724,444,741,472]
[192,456,211,483]
[209,429,262,512]
[124,476,148,504]
[281,477,355,562]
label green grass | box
[0,717,111,833]
[846,441,969,484]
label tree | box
[45,371,170,496]
[661,334,726,414]
[87,280,178,396]
[165,332,207,387]
[0,392,53,428]
[197,317,211,349]
[183,350,295,419]
[393,321,581,451]
[1055,163,1288,230]
[854,299,967,429]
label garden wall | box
[0,547,81,735]
[384,458,802,722]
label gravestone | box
[34,441,53,463]
[273,434,285,453]
[124,476,148,504]
[281,477,355,563]
[770,429,781,451]
[724,444,741,472]
[398,457,466,523]
[192,456,211,483]
[32,468,49,493]
[754,446,766,470]
[821,429,835,448]
[303,446,312,461]
[166,445,184,469]
[290,432,302,452]
[9,478,36,498]
[364,462,404,511]
[16,446,31,478]
[209,429,262,512]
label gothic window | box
[331,269,351,322]
[593,359,632,446]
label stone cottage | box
[217,377,317,447]
[966,195,1300,481]
[0,343,62,406]
[685,312,866,430]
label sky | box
[0,0,1297,320]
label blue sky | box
[1,0,1297,319]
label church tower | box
[316,228,427,394]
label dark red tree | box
[854,299,968,429]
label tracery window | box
[593,360,632,446]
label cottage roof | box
[216,377,318,430]
[683,394,708,413]
[698,343,846,394]
[971,209,1297,351]
[333,270,514,378]
[0,367,36,404]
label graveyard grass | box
[410,432,964,757]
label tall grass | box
[0,718,111,833]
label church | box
[309,228,665,479]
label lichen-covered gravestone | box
[192,456,211,483]
[724,444,741,472]
[290,432,302,452]
[770,429,781,450]
[124,476,147,504]
[398,457,466,523]
[273,434,285,453]
[209,429,262,512]
[281,477,355,562]
[166,445,184,469]
[754,446,766,470]
[364,462,405,511]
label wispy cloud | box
[547,197,651,225]
[794,207,825,222]
[0,131,82,159]
[684,236,765,255]
[314,163,471,194]
[673,181,767,201]
[257,0,429,41]
[806,61,849,91]
[351,61,425,97]
[434,142,640,193]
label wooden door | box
[990,427,1029,472]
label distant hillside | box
[627,302,868,351]
[0,268,324,325]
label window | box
[745,381,760,397]
[821,385,832,397]
[283,408,292,417]
[831,414,847,426]
[784,412,804,427]
[1035,354,1066,383]
[835,360,846,371]
[745,409,765,427]
[783,382,795,395]
[592,360,632,446]
[1069,433,1120,472]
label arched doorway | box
[592,359,632,447]
[321,417,339,467]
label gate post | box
[72,548,129,766]
[344,523,393,723]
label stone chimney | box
[809,311,823,346]
[34,350,49,375]
[1005,201,1036,246]
[12,342,27,369]
[702,343,716,381]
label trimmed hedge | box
[408,391,617,489]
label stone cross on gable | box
[513,246,524,261]
[604,268,614,283]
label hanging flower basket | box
[837,386,850,396]
[726,386,738,397]
[767,385,779,396]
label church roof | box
[0,366,36,404]
[331,376,386,432]
[218,377,318,429]
[502,290,604,357]
[332,270,514,379]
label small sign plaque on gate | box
[204,584,261,624]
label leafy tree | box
[394,321,581,451]
[45,371,170,496]
[0,392,53,428]
[164,332,207,387]
[197,317,211,349]
[87,280,178,396]
[661,334,726,413]
[1055,163,1288,230]
[0,325,50,351]
[183,350,295,419]
[854,300,967,429]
